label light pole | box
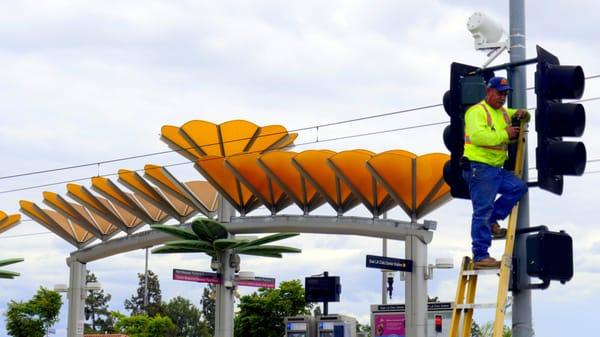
[467,4,533,336]
[55,279,102,337]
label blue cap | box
[487,77,512,91]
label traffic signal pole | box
[509,1,534,336]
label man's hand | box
[514,109,530,121]
[506,125,520,139]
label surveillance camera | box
[210,257,221,271]
[223,280,235,289]
[435,258,454,269]
[85,282,102,291]
[238,271,255,280]
[53,284,69,292]
[467,12,505,48]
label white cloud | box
[2,1,600,336]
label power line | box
[526,74,600,90]
[1,74,599,185]
[2,92,600,194]
[3,72,600,183]
[0,120,450,194]
[0,231,53,239]
[0,103,444,181]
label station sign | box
[173,268,221,284]
[366,254,413,272]
[173,268,275,288]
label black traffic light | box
[535,45,587,195]
[526,229,573,284]
[442,62,493,199]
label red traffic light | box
[434,315,442,333]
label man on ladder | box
[462,76,529,269]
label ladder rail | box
[449,119,528,337]
[492,118,528,337]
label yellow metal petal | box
[226,153,292,213]
[367,151,416,217]
[0,213,20,234]
[293,150,359,213]
[258,151,324,213]
[329,150,393,216]
[195,156,259,215]
[161,125,205,160]
[219,120,259,156]
[180,120,222,156]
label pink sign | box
[374,313,405,337]
[236,276,275,289]
[173,269,275,288]
[173,269,221,284]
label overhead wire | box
[0,75,599,193]
[0,120,450,194]
[0,103,444,181]
[2,71,600,182]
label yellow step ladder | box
[449,119,527,337]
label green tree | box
[200,285,215,334]
[357,322,370,336]
[163,296,210,337]
[85,271,114,333]
[151,218,301,336]
[112,311,176,337]
[234,280,312,337]
[476,321,511,337]
[0,258,23,279]
[4,287,62,337]
[124,270,163,317]
[472,321,482,337]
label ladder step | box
[462,269,500,276]
[455,303,497,310]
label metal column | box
[404,235,428,337]
[67,260,86,337]
[214,195,236,337]
[509,1,534,336]
[381,238,388,304]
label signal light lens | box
[435,315,442,333]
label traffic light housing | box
[535,45,587,195]
[526,229,573,284]
[442,62,493,199]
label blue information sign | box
[366,254,413,272]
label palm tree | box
[151,218,301,260]
[0,258,24,279]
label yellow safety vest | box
[463,100,516,167]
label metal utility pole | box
[509,1,534,336]
[215,195,236,337]
[66,260,86,337]
[144,247,149,313]
[404,235,427,337]
[381,238,388,304]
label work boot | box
[491,222,507,239]
[473,257,501,269]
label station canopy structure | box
[3,120,452,249]
[0,210,21,235]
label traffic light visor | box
[544,103,585,137]
[546,141,586,176]
[540,64,585,99]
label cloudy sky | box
[1,1,599,336]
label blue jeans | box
[462,162,527,261]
